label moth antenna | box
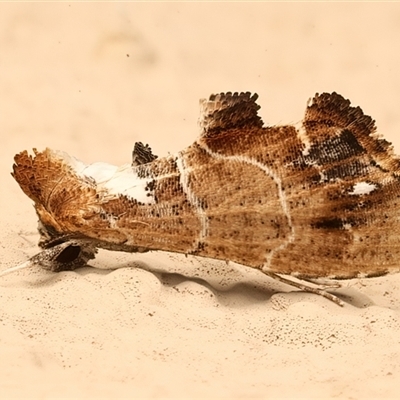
[0,260,33,277]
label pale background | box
[1,3,400,399]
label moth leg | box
[298,277,342,289]
[262,271,344,306]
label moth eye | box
[55,245,81,264]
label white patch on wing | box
[82,162,119,183]
[176,152,209,248]
[295,121,311,156]
[99,164,155,205]
[349,182,376,196]
[53,149,87,174]
[53,149,161,205]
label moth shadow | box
[78,263,376,309]
[333,286,375,308]
[77,263,274,307]
[126,262,376,309]
[158,271,275,308]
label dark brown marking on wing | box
[267,93,400,278]
[132,142,158,167]
[305,129,365,165]
[304,92,400,174]
[199,92,263,137]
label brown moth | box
[6,92,400,306]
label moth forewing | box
[9,92,400,306]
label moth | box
[6,92,400,306]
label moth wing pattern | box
[271,92,400,279]
[11,148,99,237]
[9,91,400,305]
[304,92,400,173]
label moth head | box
[0,239,98,278]
[33,216,98,272]
[30,239,97,272]
[1,208,98,278]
